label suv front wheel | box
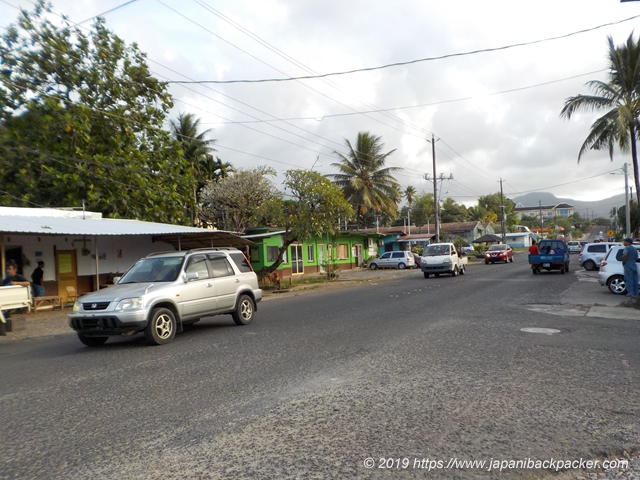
[145,307,177,345]
[232,294,254,325]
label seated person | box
[2,260,30,287]
[545,246,553,255]
[529,241,539,254]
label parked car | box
[413,253,422,268]
[484,244,513,264]
[566,241,582,253]
[68,248,262,346]
[598,245,640,294]
[579,241,588,248]
[461,244,475,253]
[369,251,415,270]
[578,242,620,271]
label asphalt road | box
[1,253,639,479]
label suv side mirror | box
[185,272,199,282]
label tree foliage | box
[560,33,640,206]
[199,166,278,232]
[0,2,191,222]
[255,170,354,276]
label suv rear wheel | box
[232,294,254,325]
[144,308,176,345]
[583,260,597,271]
[398,263,406,270]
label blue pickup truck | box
[528,239,570,274]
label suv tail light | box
[600,261,607,267]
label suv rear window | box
[229,251,253,273]
[588,245,606,253]
[391,252,405,258]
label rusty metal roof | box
[0,208,252,248]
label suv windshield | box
[119,257,184,283]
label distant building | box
[514,202,575,220]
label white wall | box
[4,234,175,278]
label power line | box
[205,69,607,125]
[504,169,619,195]
[165,15,640,84]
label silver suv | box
[368,251,415,270]
[578,242,619,270]
[69,248,262,346]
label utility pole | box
[539,200,543,239]
[431,134,439,243]
[425,134,452,243]
[623,163,631,238]
[499,178,506,244]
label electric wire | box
[165,14,640,84]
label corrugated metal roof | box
[0,210,252,248]
[0,215,217,236]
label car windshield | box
[423,245,450,256]
[118,257,184,283]
[488,245,506,251]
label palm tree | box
[200,156,234,183]
[560,33,640,206]
[328,132,401,228]
[170,112,217,225]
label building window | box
[336,244,349,260]
[547,212,553,218]
[267,246,286,263]
[307,245,315,263]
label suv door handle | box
[206,283,213,287]
[235,278,240,283]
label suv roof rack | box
[187,247,237,253]
[145,251,185,257]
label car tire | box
[509,257,513,263]
[532,268,537,274]
[485,261,489,265]
[583,260,597,271]
[369,263,378,270]
[423,272,429,278]
[607,275,627,295]
[565,262,570,273]
[77,334,108,347]
[459,265,465,275]
[451,266,458,276]
[232,294,255,325]
[561,266,565,274]
[144,307,176,345]
[435,273,440,277]
[398,263,406,270]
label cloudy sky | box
[2,0,640,211]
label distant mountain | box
[511,192,626,219]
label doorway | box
[56,250,78,299]
[291,244,303,274]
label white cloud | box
[1,0,639,207]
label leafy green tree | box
[617,202,640,233]
[329,131,401,227]
[199,166,278,233]
[440,197,469,223]
[255,170,354,277]
[409,193,434,227]
[560,33,640,206]
[0,3,190,223]
[476,192,516,230]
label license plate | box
[543,263,550,267]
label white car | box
[597,245,640,294]
[368,251,415,270]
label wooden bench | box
[33,295,65,312]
